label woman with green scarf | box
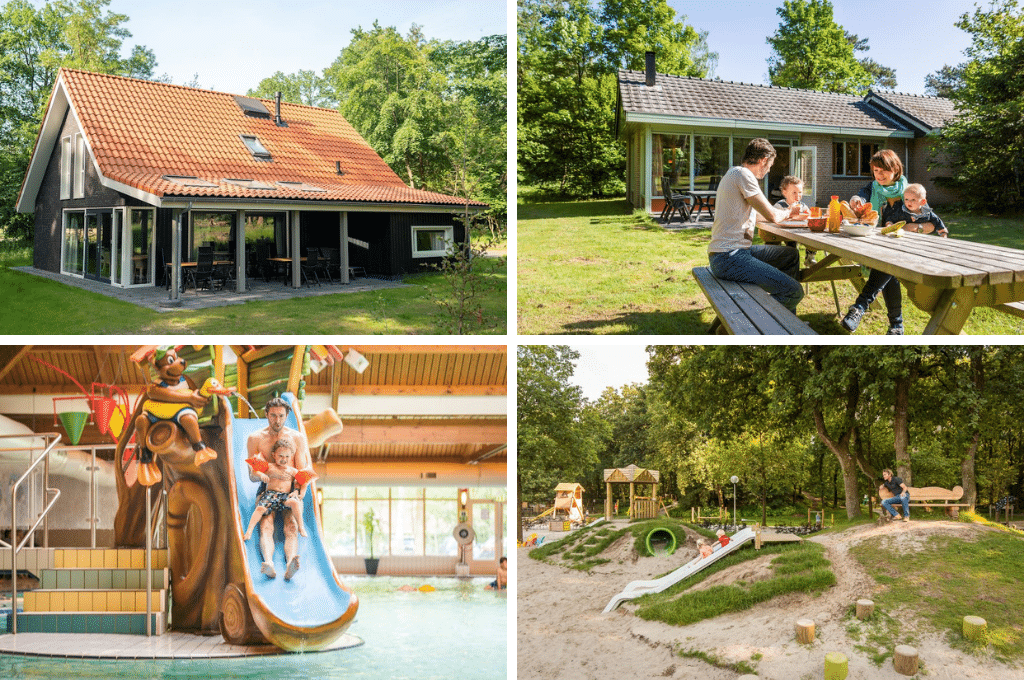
[841,149,909,335]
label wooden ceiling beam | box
[323,418,506,446]
[307,384,505,396]
[0,346,32,383]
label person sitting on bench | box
[880,468,911,522]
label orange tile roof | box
[59,68,484,206]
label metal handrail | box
[4,432,62,634]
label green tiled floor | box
[39,569,167,590]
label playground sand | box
[517,520,1022,680]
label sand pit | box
[518,520,1022,679]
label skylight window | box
[240,135,272,161]
[162,175,219,187]
[224,178,277,190]
[276,181,326,193]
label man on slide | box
[246,396,314,580]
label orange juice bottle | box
[827,195,842,232]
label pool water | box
[0,577,506,679]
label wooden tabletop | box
[266,257,306,263]
[165,261,233,267]
[759,222,1024,334]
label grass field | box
[517,199,1024,335]
[0,239,506,335]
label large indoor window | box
[191,212,234,258]
[693,135,730,189]
[321,486,506,558]
[833,140,879,177]
[653,134,690,195]
[63,211,84,275]
[411,226,453,258]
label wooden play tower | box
[604,464,662,520]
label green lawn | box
[0,241,506,335]
[517,199,1024,335]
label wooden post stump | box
[963,615,988,641]
[824,651,848,680]
[856,598,875,620]
[795,618,815,644]
[893,644,919,676]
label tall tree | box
[517,346,602,540]
[933,0,1024,211]
[248,70,336,108]
[0,0,159,237]
[600,0,717,75]
[767,0,872,93]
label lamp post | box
[730,476,739,528]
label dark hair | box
[779,175,802,190]
[741,138,776,165]
[870,149,903,182]
[264,396,291,415]
[499,556,507,565]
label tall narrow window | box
[60,137,72,199]
[73,133,85,198]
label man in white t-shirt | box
[707,138,804,311]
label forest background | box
[517,345,1024,537]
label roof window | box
[276,181,326,193]
[163,175,219,187]
[240,135,272,161]
[224,178,277,190]
[233,95,271,118]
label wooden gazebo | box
[604,465,660,520]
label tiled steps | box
[6,548,170,635]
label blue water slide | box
[226,392,357,650]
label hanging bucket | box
[58,411,89,445]
[92,396,116,435]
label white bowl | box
[842,221,874,237]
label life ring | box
[453,522,476,545]
[645,527,677,556]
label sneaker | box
[804,252,817,267]
[903,516,910,522]
[887,323,904,335]
[841,306,864,332]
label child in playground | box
[716,529,730,548]
[698,539,713,558]
[243,438,308,542]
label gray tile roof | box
[867,90,958,130]
[618,69,915,133]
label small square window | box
[276,181,325,193]
[240,135,272,161]
[411,226,454,258]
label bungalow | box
[616,54,959,216]
[16,69,485,291]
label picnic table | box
[688,190,716,221]
[758,221,1024,334]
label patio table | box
[688,190,716,221]
[759,221,1024,334]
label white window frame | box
[73,133,85,198]
[60,136,72,199]
[791,146,818,206]
[411,225,454,258]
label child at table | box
[883,184,948,237]
[770,175,818,266]
[842,149,910,335]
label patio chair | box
[313,247,333,284]
[659,177,693,223]
[321,247,342,282]
[300,247,322,287]
[191,249,220,293]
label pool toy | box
[418,585,435,592]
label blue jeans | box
[708,246,804,311]
[881,493,910,518]
[852,268,903,325]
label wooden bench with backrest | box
[877,484,971,518]
[692,266,818,335]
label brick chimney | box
[645,51,656,86]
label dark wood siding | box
[33,109,149,272]
[347,212,391,275]
[390,212,465,274]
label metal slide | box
[602,527,756,613]
[225,393,358,651]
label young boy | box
[882,183,948,237]
[244,438,308,545]
[770,175,817,266]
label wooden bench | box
[692,266,818,335]
[877,485,971,518]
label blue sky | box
[101,0,507,95]
[667,0,976,95]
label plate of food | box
[842,220,874,236]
